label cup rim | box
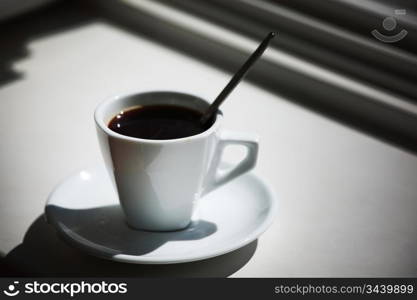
[94,90,222,144]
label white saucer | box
[45,165,277,264]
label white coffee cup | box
[95,91,258,231]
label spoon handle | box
[200,32,276,124]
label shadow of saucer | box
[3,214,257,277]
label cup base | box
[125,219,192,232]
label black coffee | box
[108,105,214,140]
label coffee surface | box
[108,105,213,140]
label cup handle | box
[202,130,258,196]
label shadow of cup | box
[3,214,257,277]
[45,204,219,257]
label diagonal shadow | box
[94,0,417,155]
[1,0,416,154]
[2,214,257,277]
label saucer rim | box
[45,165,278,264]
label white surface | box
[0,21,417,276]
[45,165,276,264]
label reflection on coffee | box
[108,105,214,140]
